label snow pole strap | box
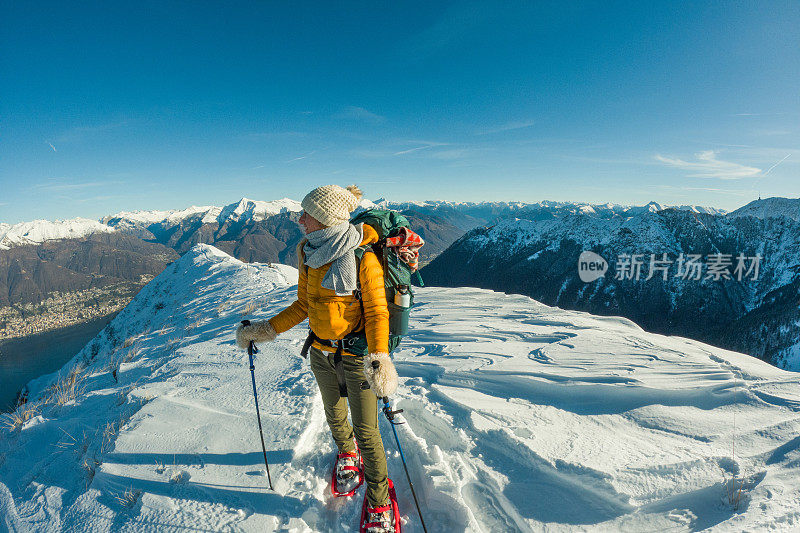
[381,398,428,533]
[242,320,274,491]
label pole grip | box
[240,321,258,355]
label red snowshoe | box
[359,478,401,533]
[330,442,364,497]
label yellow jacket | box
[268,225,389,355]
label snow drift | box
[1,244,799,532]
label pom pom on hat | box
[301,184,362,227]
[346,184,362,201]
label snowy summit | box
[0,218,115,250]
[1,244,799,531]
[103,197,304,230]
[727,197,800,221]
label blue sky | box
[1,1,799,224]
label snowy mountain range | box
[0,198,303,251]
[376,199,728,232]
[0,197,458,336]
[100,197,309,266]
[1,198,729,251]
[2,195,795,369]
[423,200,800,370]
[101,197,304,234]
[1,243,799,531]
[0,218,116,250]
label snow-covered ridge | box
[105,204,222,226]
[0,195,757,250]
[469,213,677,254]
[728,197,800,221]
[380,198,728,217]
[105,197,303,229]
[0,198,304,249]
[2,244,799,531]
[0,217,115,250]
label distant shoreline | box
[0,312,120,412]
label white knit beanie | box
[301,184,362,227]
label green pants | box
[309,345,389,507]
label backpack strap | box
[297,237,308,274]
[352,244,375,301]
[301,244,377,359]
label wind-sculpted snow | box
[424,209,800,369]
[2,244,800,531]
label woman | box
[236,184,399,533]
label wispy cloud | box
[476,120,535,135]
[657,184,752,195]
[655,150,761,179]
[31,178,121,193]
[762,154,791,176]
[392,141,449,156]
[46,142,57,152]
[286,150,316,163]
[333,106,385,123]
[393,146,433,156]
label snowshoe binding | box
[360,478,401,533]
[331,441,364,497]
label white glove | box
[363,352,398,398]
[236,320,277,350]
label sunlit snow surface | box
[0,218,115,249]
[2,244,799,532]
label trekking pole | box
[241,320,274,490]
[381,396,429,533]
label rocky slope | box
[0,233,178,308]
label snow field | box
[1,243,800,532]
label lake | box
[0,313,119,412]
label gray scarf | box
[303,222,364,294]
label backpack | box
[342,209,422,356]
